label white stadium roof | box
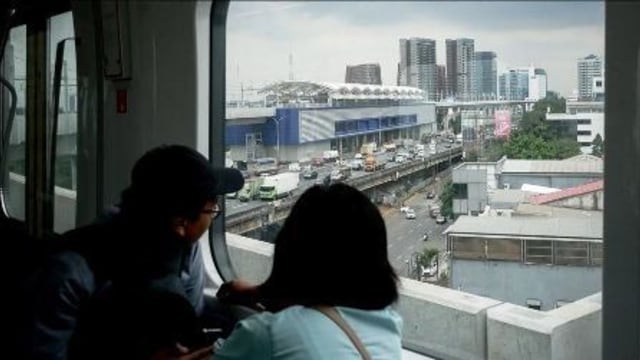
[259,80,426,101]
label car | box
[400,206,411,213]
[426,191,435,199]
[302,170,318,179]
[435,214,446,224]
[405,209,416,219]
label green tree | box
[439,181,454,218]
[554,138,582,159]
[517,110,551,139]
[591,133,604,157]
[503,133,556,159]
[533,91,567,113]
[465,149,479,162]
[417,248,439,270]
[484,138,506,161]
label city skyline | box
[227,1,604,98]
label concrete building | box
[528,67,547,101]
[398,38,437,101]
[546,112,605,154]
[591,75,604,101]
[474,51,497,99]
[499,68,529,100]
[446,38,475,100]
[225,81,436,163]
[445,206,602,311]
[345,63,382,85]
[577,54,603,101]
[436,64,446,101]
[499,156,603,189]
[452,156,603,215]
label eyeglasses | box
[201,203,222,219]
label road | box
[382,186,450,276]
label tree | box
[533,92,567,114]
[465,149,479,162]
[417,248,439,271]
[554,138,582,159]
[439,181,454,218]
[592,133,604,157]
[503,133,556,159]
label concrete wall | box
[487,293,601,360]
[225,233,602,360]
[453,166,489,214]
[450,259,602,311]
[500,174,602,190]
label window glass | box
[223,2,604,322]
[49,11,77,233]
[2,25,27,220]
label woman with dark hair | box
[214,183,402,360]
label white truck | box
[258,172,300,201]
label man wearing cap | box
[28,145,244,360]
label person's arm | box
[183,243,205,315]
[213,314,272,360]
[30,252,96,360]
[215,280,264,311]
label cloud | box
[227,1,604,97]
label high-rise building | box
[577,54,603,101]
[436,65,447,101]
[528,67,547,101]
[445,39,457,97]
[500,68,529,100]
[398,38,437,100]
[345,63,382,85]
[474,51,497,99]
[446,38,475,100]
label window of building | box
[555,241,589,266]
[486,238,522,261]
[577,119,592,125]
[524,240,553,264]
[577,130,592,136]
[451,237,486,260]
[452,183,468,199]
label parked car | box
[400,206,411,213]
[436,214,447,224]
[405,209,416,219]
[426,191,435,199]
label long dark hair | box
[260,183,398,310]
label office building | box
[345,63,382,85]
[577,54,603,101]
[398,38,437,100]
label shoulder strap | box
[310,305,372,360]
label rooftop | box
[444,208,602,241]
[501,157,603,174]
[259,80,426,101]
[529,180,604,205]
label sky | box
[227,1,605,98]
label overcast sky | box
[227,1,604,98]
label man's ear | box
[171,217,188,237]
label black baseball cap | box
[128,145,244,209]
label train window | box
[223,0,603,327]
[2,25,27,220]
[49,11,77,233]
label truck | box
[237,177,264,202]
[258,172,300,201]
[364,155,385,172]
[360,142,377,156]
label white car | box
[405,209,416,219]
[400,206,411,213]
[436,214,447,224]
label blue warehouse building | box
[225,81,437,163]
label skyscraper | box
[397,38,437,100]
[446,38,475,100]
[436,65,447,101]
[474,51,497,99]
[500,68,529,100]
[528,67,547,101]
[577,54,603,101]
[345,63,382,85]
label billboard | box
[494,110,512,138]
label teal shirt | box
[214,305,403,360]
